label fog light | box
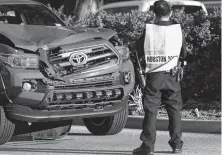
[114,89,121,96]
[105,90,113,97]
[22,83,32,91]
[65,93,73,100]
[86,92,93,98]
[95,91,103,98]
[76,93,83,99]
[22,80,37,92]
[123,72,131,84]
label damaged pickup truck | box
[0,0,135,145]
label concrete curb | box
[125,116,221,134]
[73,116,221,134]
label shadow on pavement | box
[10,132,93,142]
[10,136,33,142]
[0,148,132,155]
[155,151,173,154]
[68,132,93,136]
[8,137,75,146]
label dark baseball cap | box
[153,0,172,17]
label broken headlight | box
[0,53,39,69]
[109,35,130,61]
[115,46,130,61]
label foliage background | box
[49,6,221,112]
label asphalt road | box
[0,126,220,155]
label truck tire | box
[0,106,15,145]
[30,120,72,140]
[83,104,128,135]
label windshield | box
[103,6,139,14]
[0,4,65,26]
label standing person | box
[133,0,187,155]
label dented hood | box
[0,24,117,51]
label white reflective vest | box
[144,24,183,73]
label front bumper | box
[2,60,135,122]
[6,96,128,122]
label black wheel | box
[83,103,128,135]
[0,106,15,145]
[30,120,73,140]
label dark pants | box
[140,72,183,150]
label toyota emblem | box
[69,52,87,66]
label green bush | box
[48,4,75,25]
[50,6,221,104]
[172,8,221,101]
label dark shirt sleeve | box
[135,29,146,68]
[179,34,188,62]
[136,29,145,57]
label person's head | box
[153,0,172,19]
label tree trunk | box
[60,0,93,21]
[72,0,85,21]
[72,0,97,21]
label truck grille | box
[42,88,124,110]
[55,81,113,89]
[54,72,119,89]
[48,44,119,76]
